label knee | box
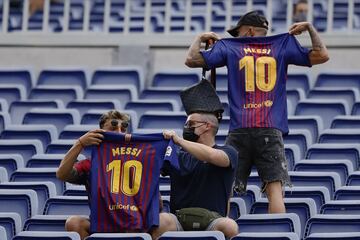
[159,213,177,231]
[65,216,85,232]
[214,218,239,238]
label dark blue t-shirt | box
[201,33,311,134]
[162,144,238,217]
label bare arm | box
[56,129,105,182]
[185,32,221,68]
[163,130,230,167]
[289,22,329,65]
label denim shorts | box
[225,128,291,194]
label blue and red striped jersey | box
[201,33,311,134]
[89,132,178,233]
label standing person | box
[151,112,239,239]
[184,10,329,213]
[56,110,130,239]
[293,0,309,23]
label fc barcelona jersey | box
[89,132,178,233]
[201,33,312,134]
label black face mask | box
[182,127,200,142]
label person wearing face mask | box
[184,10,329,215]
[150,81,239,239]
[293,0,309,23]
[56,110,131,240]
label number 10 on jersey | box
[239,56,277,92]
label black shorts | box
[225,128,291,194]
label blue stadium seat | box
[294,159,354,186]
[159,231,225,240]
[0,68,34,93]
[0,99,9,113]
[10,168,64,195]
[125,99,180,117]
[67,100,121,118]
[88,232,152,240]
[43,196,89,215]
[229,197,247,220]
[295,100,348,129]
[306,143,360,170]
[320,200,360,214]
[335,186,360,200]
[81,109,138,133]
[0,167,9,183]
[138,111,186,129]
[307,87,358,110]
[152,71,200,88]
[286,73,310,93]
[289,171,342,199]
[161,195,170,213]
[23,108,81,133]
[284,186,330,213]
[319,129,360,144]
[236,213,301,237]
[46,140,76,154]
[0,226,7,240]
[0,189,38,224]
[29,86,83,106]
[331,116,360,129]
[0,154,24,177]
[304,215,360,238]
[213,72,228,90]
[0,212,22,240]
[232,184,261,214]
[284,129,312,161]
[0,84,26,106]
[346,171,360,186]
[140,88,182,107]
[23,215,70,232]
[232,232,299,240]
[0,112,10,136]
[315,73,360,89]
[0,181,56,215]
[26,153,82,168]
[63,182,86,196]
[9,100,63,125]
[0,125,58,149]
[250,198,317,238]
[91,66,144,91]
[0,139,43,166]
[305,232,360,240]
[287,89,306,112]
[215,130,229,145]
[13,231,81,240]
[85,85,138,108]
[284,144,302,171]
[352,102,360,115]
[288,116,323,143]
[59,125,97,140]
[37,68,88,89]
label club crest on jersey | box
[165,146,172,157]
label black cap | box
[180,79,224,121]
[227,11,269,37]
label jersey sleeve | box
[163,139,180,170]
[200,40,227,70]
[284,34,312,67]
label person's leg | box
[150,213,179,240]
[254,128,290,214]
[65,216,90,240]
[265,181,286,213]
[207,217,239,238]
[225,129,253,195]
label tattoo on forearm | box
[308,25,325,51]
